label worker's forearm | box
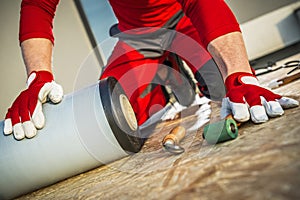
[21,38,53,76]
[207,32,252,79]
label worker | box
[4,0,299,140]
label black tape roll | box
[99,77,145,153]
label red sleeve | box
[19,0,60,44]
[176,0,241,47]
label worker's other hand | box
[4,71,63,140]
[221,72,299,123]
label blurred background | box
[0,0,300,119]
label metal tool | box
[255,59,300,76]
[268,71,300,89]
[203,115,239,144]
[162,126,186,154]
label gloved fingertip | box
[32,108,45,129]
[250,105,269,123]
[49,93,63,104]
[264,101,284,117]
[49,84,64,104]
[233,114,250,123]
[23,121,37,138]
[4,119,13,135]
[278,97,299,109]
[230,102,250,122]
[49,95,63,104]
[38,82,53,103]
[13,123,25,140]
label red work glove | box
[4,71,63,140]
[221,72,299,123]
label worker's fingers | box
[31,101,45,129]
[22,121,37,139]
[38,82,53,103]
[38,81,63,104]
[6,119,37,139]
[254,96,299,122]
[231,102,250,122]
[262,97,284,117]
[4,118,13,135]
[224,72,299,124]
[224,96,299,124]
[221,97,250,122]
[249,105,268,123]
[13,123,25,140]
[48,82,64,104]
[277,97,299,109]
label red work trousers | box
[100,15,213,125]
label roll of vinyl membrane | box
[0,77,144,200]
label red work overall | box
[20,0,240,125]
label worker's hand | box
[4,71,63,140]
[221,72,299,123]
